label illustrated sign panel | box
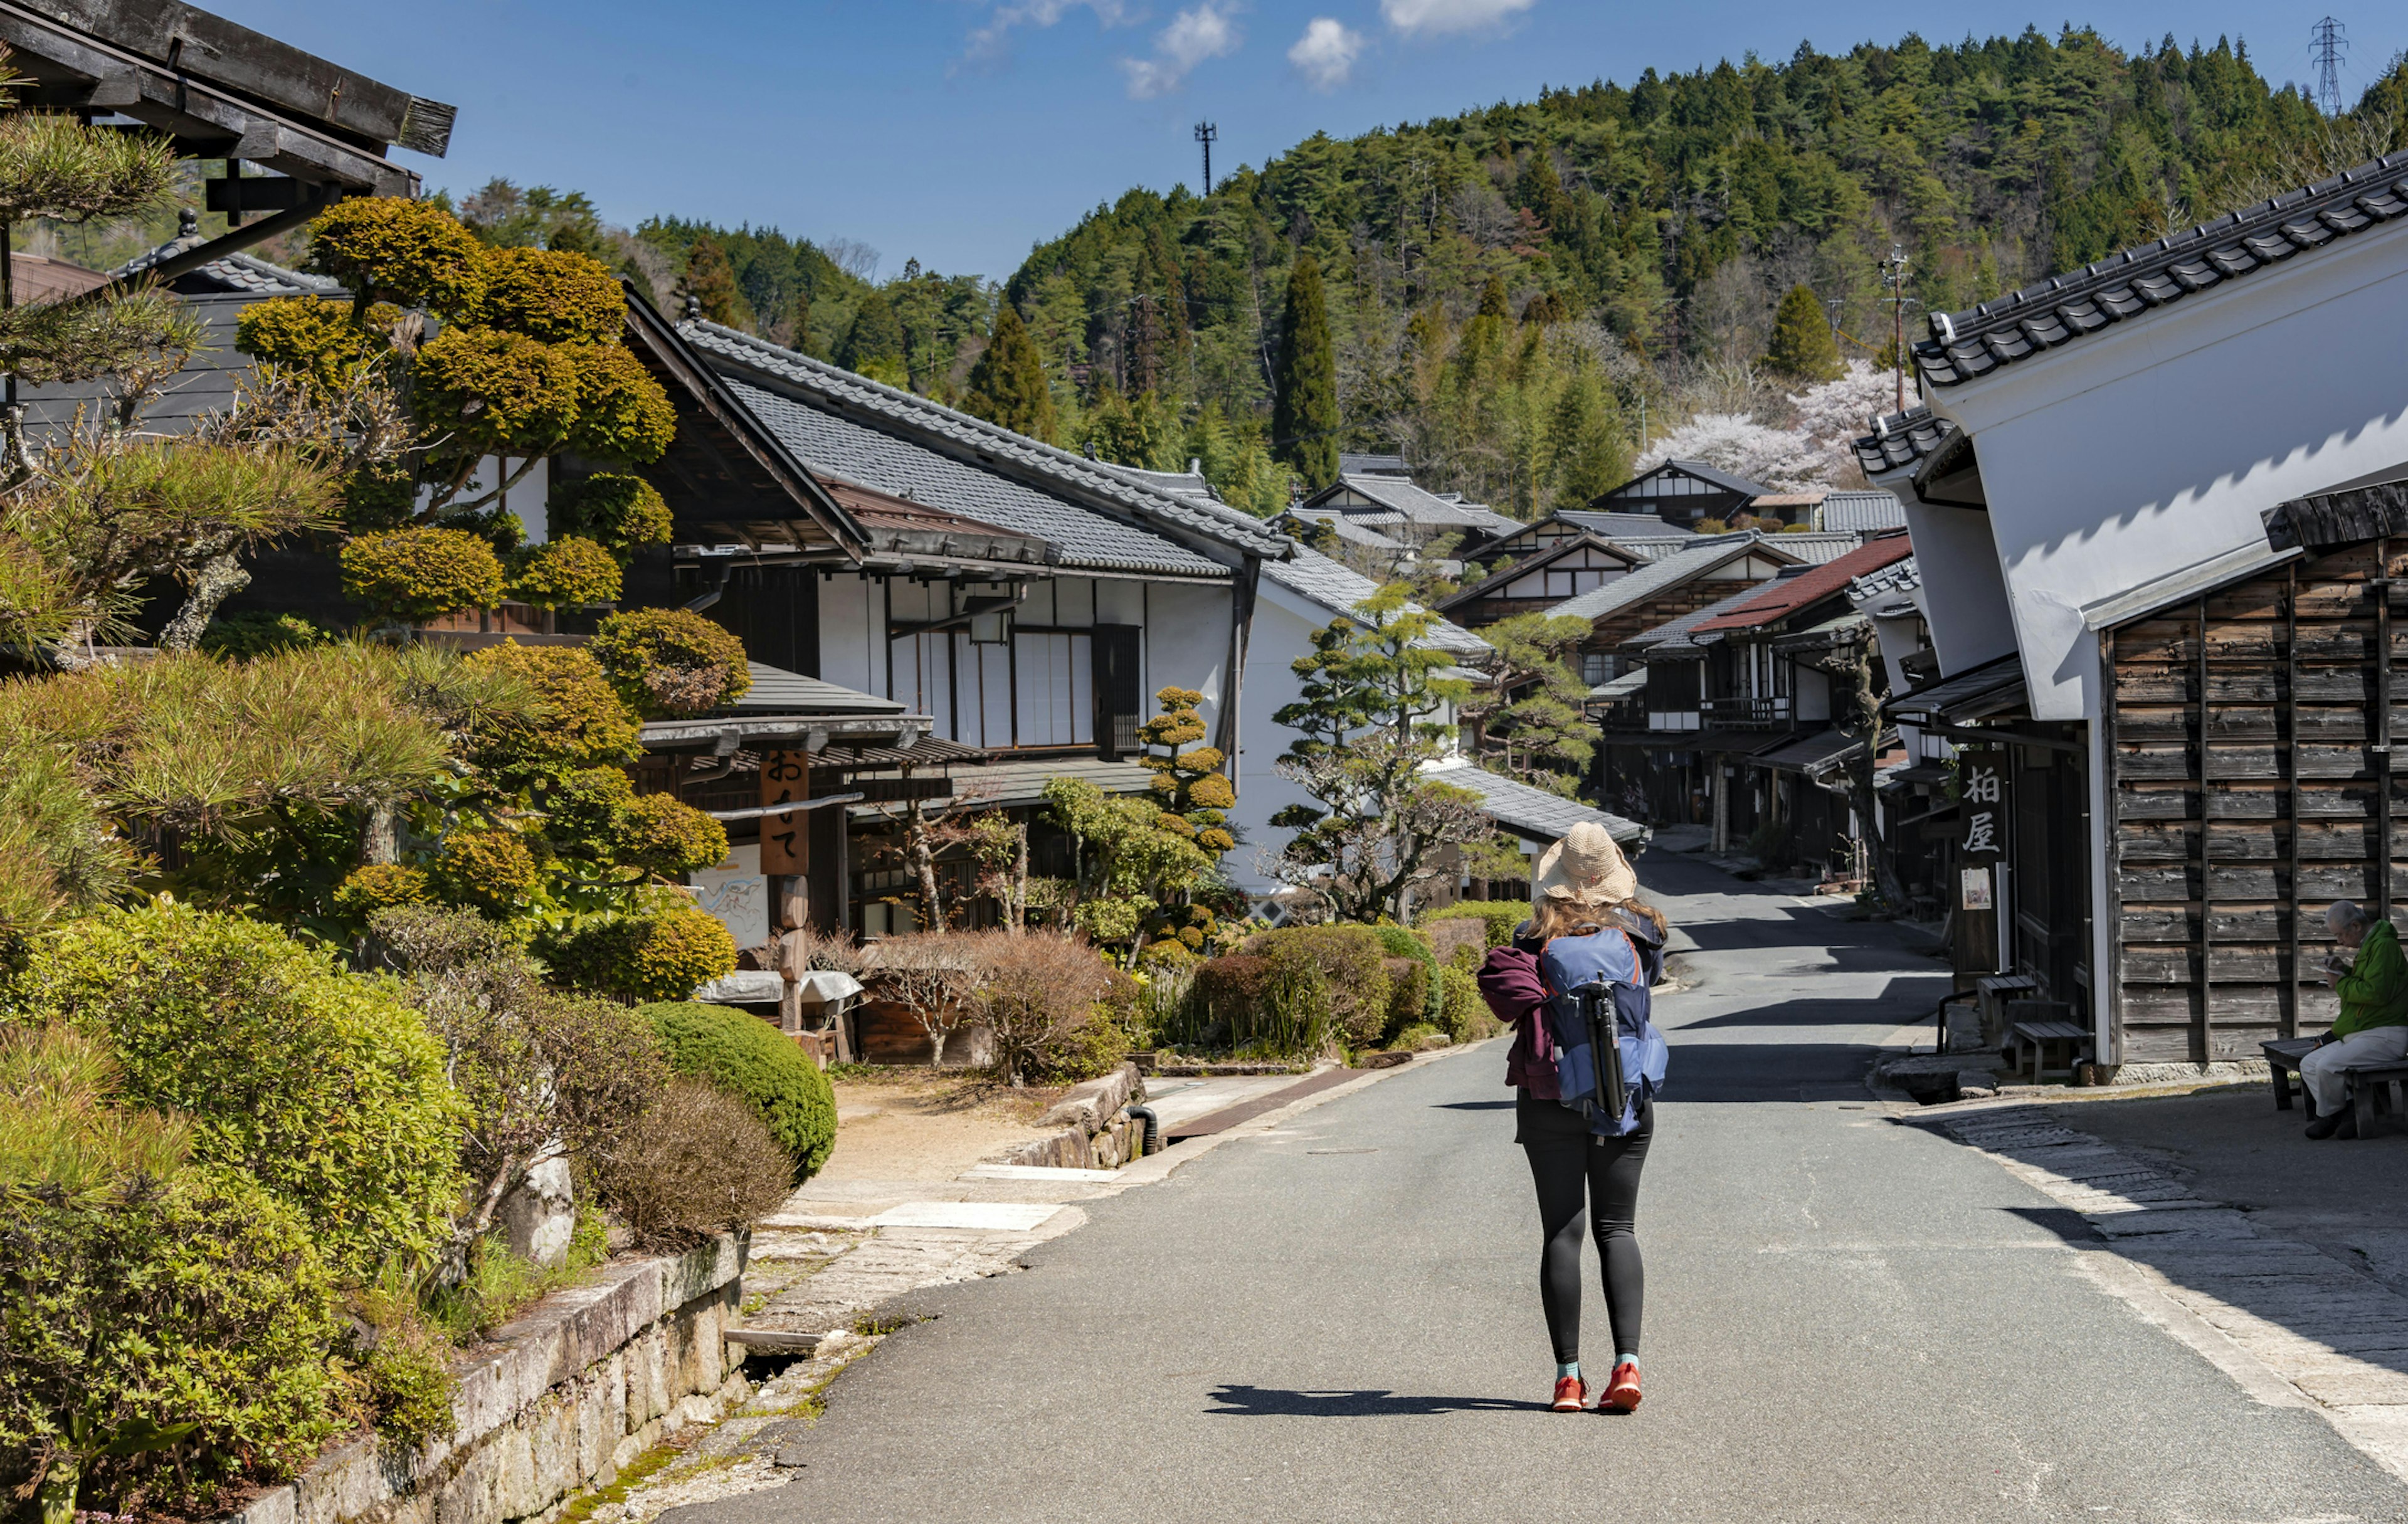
[1960,867,1993,911]
[689,842,768,950]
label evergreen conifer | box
[962,304,1057,440]
[1763,283,1841,382]
[679,236,751,329]
[838,287,906,379]
[1271,252,1339,490]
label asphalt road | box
[699,855,2408,1522]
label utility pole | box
[1879,243,1912,416]
[2311,16,2348,117]
[1194,121,1218,196]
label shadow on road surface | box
[1205,1385,1543,1417]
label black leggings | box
[1519,1096,1652,1365]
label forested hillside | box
[509,26,2408,522]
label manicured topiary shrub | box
[561,342,678,462]
[548,473,673,561]
[304,195,490,315]
[590,606,751,717]
[540,894,735,1003]
[463,640,642,773]
[474,245,625,344]
[412,326,581,461]
[4,903,466,1279]
[1381,957,1431,1045]
[235,294,402,388]
[1420,899,1533,949]
[334,862,432,918]
[341,527,507,623]
[638,1000,837,1181]
[509,535,621,610]
[619,792,729,879]
[430,828,540,913]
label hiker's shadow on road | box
[1206,1385,1543,1416]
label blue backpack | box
[1539,923,1669,1137]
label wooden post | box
[2197,595,2213,1063]
[2286,564,2303,1040]
[2379,537,2395,921]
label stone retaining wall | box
[222,1236,749,1524]
[993,1063,1144,1170]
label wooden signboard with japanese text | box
[1953,746,2006,977]
[759,750,809,876]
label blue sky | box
[213,1,2402,282]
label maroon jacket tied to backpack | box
[1478,910,1668,1103]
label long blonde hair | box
[1530,895,1667,944]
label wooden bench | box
[2003,1019,2091,1081]
[2263,1036,2408,1136]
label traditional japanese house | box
[1439,533,1645,648]
[1474,509,1693,568]
[1859,146,2408,1074]
[1296,466,1522,560]
[1587,460,1773,529]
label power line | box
[1194,121,1218,197]
[2312,16,2348,117]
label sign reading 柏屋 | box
[1955,747,2007,975]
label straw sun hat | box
[1532,821,1636,908]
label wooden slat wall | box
[2108,541,2408,1062]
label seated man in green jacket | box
[2304,901,2408,1139]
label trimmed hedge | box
[1439,965,1494,1042]
[639,1002,837,1182]
[1419,899,1533,950]
[1242,925,1390,1047]
[6,904,466,1279]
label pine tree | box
[1476,274,1511,320]
[679,236,751,329]
[1549,367,1630,507]
[1271,251,1339,490]
[838,287,906,378]
[1763,283,1841,382]
[961,303,1056,440]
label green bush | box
[1381,958,1431,1046]
[341,527,507,623]
[1373,922,1444,1035]
[508,535,621,610]
[539,894,736,1003]
[353,1315,457,1450]
[640,1001,837,1182]
[1,1169,346,1518]
[1256,938,1334,1054]
[5,903,467,1279]
[197,610,330,660]
[1242,924,1390,1047]
[1420,899,1533,949]
[1439,965,1494,1042]
[590,607,751,719]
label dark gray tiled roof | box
[1916,149,2408,388]
[681,323,1282,560]
[1424,760,1645,847]
[1262,545,1491,656]
[1549,532,1772,622]
[735,664,906,716]
[721,379,1228,578]
[1339,452,1410,476]
[1324,473,1521,536]
[1817,490,1908,533]
[1282,508,1408,552]
[1624,581,1788,655]
[109,221,339,296]
[1607,458,1775,500]
[1847,555,1922,616]
[1851,406,1951,477]
[1553,510,1690,539]
[1096,460,1222,508]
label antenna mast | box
[2312,16,2348,117]
[1194,121,1218,196]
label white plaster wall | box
[1899,499,2017,679]
[815,573,884,698]
[1936,217,2408,719]
[1143,579,1230,744]
[1227,582,1333,895]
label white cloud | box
[964,0,1131,64]
[1118,3,1244,100]
[1287,18,1365,90]
[1379,0,1536,37]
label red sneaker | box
[1602,1361,1642,1412]
[1551,1374,1588,1412]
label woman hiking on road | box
[1478,822,1669,1415]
